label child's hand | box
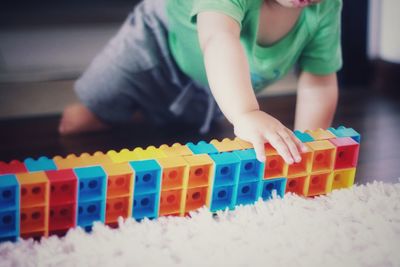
[233,110,307,164]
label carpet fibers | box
[1,181,399,267]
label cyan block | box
[261,178,287,200]
[233,149,264,183]
[186,141,218,155]
[210,185,235,212]
[294,131,314,143]
[24,157,57,172]
[133,192,159,220]
[77,199,105,229]
[130,160,161,195]
[328,126,361,143]
[74,166,107,202]
[210,152,240,187]
[236,181,261,206]
[0,174,20,211]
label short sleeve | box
[299,1,343,75]
[190,0,247,28]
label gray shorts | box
[75,0,221,133]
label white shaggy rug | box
[1,181,399,267]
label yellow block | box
[306,128,336,140]
[210,138,243,152]
[306,140,336,173]
[133,146,166,160]
[107,149,139,163]
[332,168,356,190]
[159,143,193,157]
[233,137,253,149]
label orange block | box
[183,155,214,188]
[287,150,312,177]
[105,196,131,224]
[184,186,208,213]
[285,175,309,196]
[307,172,333,196]
[306,128,336,141]
[306,140,336,173]
[159,143,193,157]
[102,163,134,198]
[159,189,183,216]
[16,172,49,208]
[264,144,288,179]
[53,152,112,169]
[20,205,48,237]
[210,138,243,152]
[157,156,188,190]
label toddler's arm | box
[294,72,338,131]
[197,12,306,164]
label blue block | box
[0,174,20,211]
[0,209,19,241]
[77,199,105,228]
[261,178,287,200]
[328,126,361,143]
[236,181,262,206]
[294,131,314,143]
[130,160,162,195]
[210,185,235,212]
[210,153,240,187]
[74,166,107,202]
[186,141,218,155]
[24,156,57,172]
[132,192,159,220]
[233,149,264,183]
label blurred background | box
[0,0,399,118]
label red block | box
[46,169,78,205]
[329,137,360,169]
[49,203,76,232]
[0,160,27,175]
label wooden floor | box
[0,88,399,185]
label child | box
[59,0,342,164]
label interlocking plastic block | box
[261,178,287,200]
[186,141,218,155]
[159,143,193,157]
[306,140,336,173]
[74,166,107,202]
[20,205,48,237]
[77,199,105,228]
[305,128,336,140]
[328,126,361,143]
[264,144,288,179]
[233,137,254,149]
[46,169,77,205]
[49,203,76,233]
[285,175,309,196]
[0,209,19,242]
[234,149,264,183]
[210,138,243,152]
[184,186,208,213]
[209,153,240,187]
[24,157,57,172]
[159,189,183,216]
[0,174,20,211]
[53,152,112,169]
[328,137,360,169]
[307,172,333,196]
[16,172,49,208]
[287,150,312,177]
[107,149,139,163]
[105,196,131,224]
[129,160,162,195]
[133,146,166,160]
[132,192,159,220]
[236,181,261,206]
[157,156,188,191]
[332,168,356,190]
[102,163,134,198]
[293,130,314,143]
[210,185,236,212]
[183,154,214,188]
[0,160,27,175]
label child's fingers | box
[250,137,266,162]
[288,130,308,153]
[278,129,301,163]
[267,134,294,164]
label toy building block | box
[74,166,107,230]
[261,178,287,200]
[186,141,218,155]
[16,172,49,238]
[133,146,166,160]
[332,168,356,190]
[305,128,336,141]
[306,140,336,173]
[264,144,288,179]
[210,138,244,153]
[328,126,361,143]
[233,137,254,149]
[208,153,240,212]
[287,149,312,178]
[307,172,333,196]
[285,175,309,196]
[159,143,193,157]
[48,203,76,236]
[24,157,57,172]
[182,154,214,213]
[0,160,27,175]
[107,149,139,164]
[53,152,112,170]
[328,137,360,169]
[293,130,314,143]
[233,149,264,206]
[129,160,161,220]
[102,163,134,225]
[0,174,20,242]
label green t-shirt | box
[166,0,342,93]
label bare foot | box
[59,103,109,135]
